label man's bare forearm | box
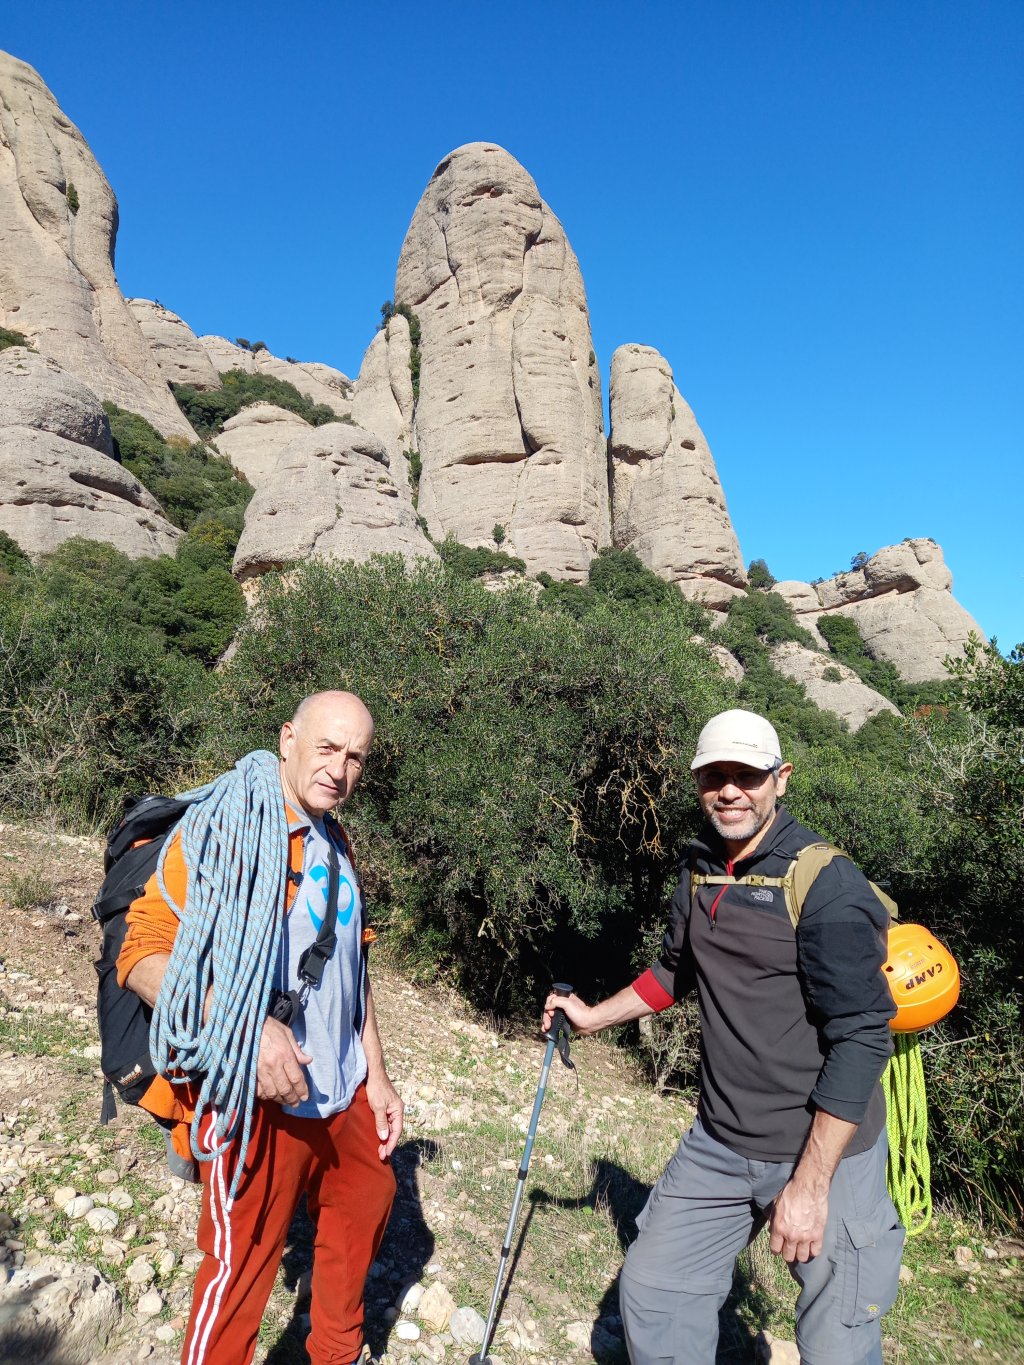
[769,1107,858,1261]
[124,953,170,1008]
[544,984,656,1036]
[125,953,212,1023]
[791,1108,858,1196]
[361,980,388,1078]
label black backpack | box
[92,795,194,1122]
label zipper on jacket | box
[708,860,734,929]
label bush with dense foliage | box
[104,403,253,531]
[746,557,776,590]
[435,536,527,579]
[0,327,32,351]
[904,639,1024,1222]
[0,575,211,826]
[817,613,906,704]
[208,555,733,1012]
[171,369,337,438]
[7,526,245,666]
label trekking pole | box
[469,983,575,1365]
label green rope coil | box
[884,1032,932,1236]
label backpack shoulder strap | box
[783,843,847,930]
[783,842,898,930]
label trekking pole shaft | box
[477,1033,559,1362]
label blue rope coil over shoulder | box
[150,749,289,1199]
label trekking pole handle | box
[545,982,573,1042]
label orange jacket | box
[115,806,345,1158]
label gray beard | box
[706,803,775,848]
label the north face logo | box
[750,888,775,903]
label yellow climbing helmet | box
[884,923,960,1032]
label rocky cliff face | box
[0,347,180,558]
[126,299,220,391]
[609,344,747,610]
[233,422,434,582]
[0,55,196,440]
[769,641,899,729]
[774,540,985,683]
[351,313,415,495]
[213,403,312,488]
[395,143,608,580]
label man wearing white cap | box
[545,708,903,1364]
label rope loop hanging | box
[150,749,289,1199]
[884,1033,932,1236]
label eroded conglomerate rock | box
[770,642,898,730]
[0,1256,121,1365]
[774,540,984,683]
[233,422,434,581]
[351,313,414,492]
[395,142,608,579]
[609,344,747,609]
[126,299,219,390]
[0,53,196,440]
[0,348,179,557]
[197,335,354,419]
[214,403,310,488]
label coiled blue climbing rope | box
[150,749,289,1200]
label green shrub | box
[104,403,253,531]
[588,547,672,608]
[746,558,776,590]
[208,555,733,1012]
[406,450,422,506]
[171,370,336,438]
[66,182,79,215]
[0,580,212,827]
[817,613,909,705]
[720,590,818,666]
[821,665,843,682]
[0,327,32,352]
[0,531,30,577]
[436,536,526,579]
[22,529,244,666]
[535,573,598,619]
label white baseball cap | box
[690,709,782,772]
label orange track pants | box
[181,1086,396,1365]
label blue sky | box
[6,1,1022,648]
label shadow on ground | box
[533,1156,778,1364]
[264,1137,437,1364]
[262,1144,779,1363]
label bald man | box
[119,692,401,1365]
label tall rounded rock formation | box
[395,143,609,579]
[0,53,196,440]
[609,344,747,609]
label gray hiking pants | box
[619,1117,904,1365]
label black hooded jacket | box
[647,805,895,1162]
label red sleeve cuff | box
[633,969,675,1013]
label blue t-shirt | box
[276,816,366,1118]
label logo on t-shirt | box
[304,864,356,932]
